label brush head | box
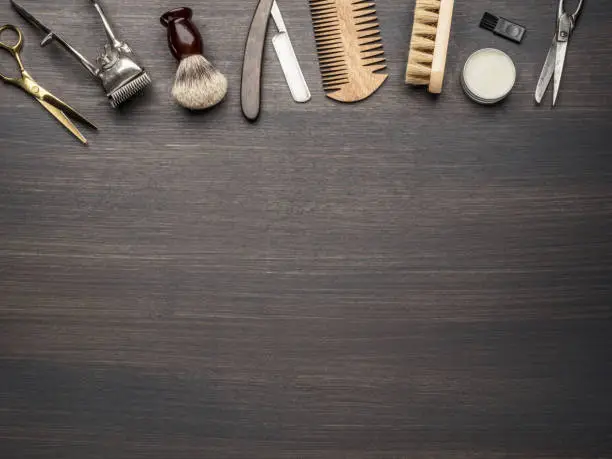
[479,12,526,44]
[479,12,499,32]
[172,54,228,110]
[406,0,441,86]
[405,0,454,93]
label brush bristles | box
[405,0,441,85]
[172,55,228,110]
[479,12,498,32]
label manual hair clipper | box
[11,0,151,108]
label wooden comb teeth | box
[309,0,388,102]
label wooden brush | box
[308,0,388,103]
[161,7,228,110]
[405,0,454,94]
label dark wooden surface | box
[1,0,612,457]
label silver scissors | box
[535,0,584,106]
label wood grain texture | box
[1,0,612,458]
[309,0,387,102]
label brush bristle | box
[172,55,228,110]
[479,12,498,32]
[405,0,441,85]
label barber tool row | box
[1,0,584,145]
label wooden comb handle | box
[241,0,274,122]
[160,7,203,61]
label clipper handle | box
[160,7,203,61]
[91,0,121,47]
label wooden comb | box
[308,0,388,103]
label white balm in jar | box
[461,48,516,104]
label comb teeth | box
[309,0,387,102]
[108,72,151,108]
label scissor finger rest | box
[0,25,25,82]
[560,0,585,21]
[0,25,23,53]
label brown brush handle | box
[160,7,203,61]
[241,0,274,122]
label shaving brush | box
[160,7,228,110]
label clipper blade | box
[108,72,152,108]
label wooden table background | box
[1,0,611,457]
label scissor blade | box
[38,99,88,145]
[535,38,557,104]
[42,93,97,130]
[10,0,52,34]
[553,40,568,107]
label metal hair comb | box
[11,0,151,108]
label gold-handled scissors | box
[0,24,96,144]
